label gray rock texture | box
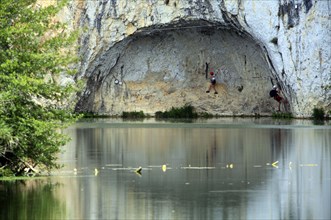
[61,0,330,117]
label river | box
[1,118,330,220]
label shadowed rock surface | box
[75,26,275,116]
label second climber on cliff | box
[269,85,288,111]
[206,71,218,94]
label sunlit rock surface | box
[62,0,330,117]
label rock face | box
[66,0,330,117]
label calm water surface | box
[1,118,330,220]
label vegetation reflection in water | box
[0,118,330,220]
[0,179,66,219]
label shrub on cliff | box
[272,112,293,119]
[122,111,146,119]
[312,107,325,120]
[155,105,198,119]
[0,0,79,176]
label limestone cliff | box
[62,0,330,117]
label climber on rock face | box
[206,71,218,94]
[269,85,287,111]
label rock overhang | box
[75,18,285,116]
[68,0,330,117]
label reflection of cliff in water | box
[2,119,327,219]
[57,119,330,219]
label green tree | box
[0,0,79,176]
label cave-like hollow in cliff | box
[76,21,286,116]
